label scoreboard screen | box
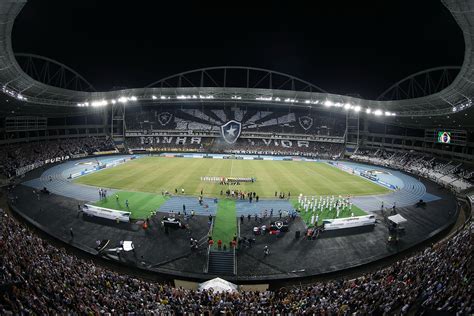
[437,131,451,144]
[425,129,466,145]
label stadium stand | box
[0,0,472,312]
[126,136,345,158]
[125,106,347,136]
[0,137,116,178]
[351,150,473,192]
[126,136,208,152]
[0,212,471,314]
[214,138,344,158]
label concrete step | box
[208,250,234,275]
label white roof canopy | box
[388,214,407,224]
[199,277,238,292]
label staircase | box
[207,250,235,275]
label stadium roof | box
[0,0,472,117]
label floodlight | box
[324,100,333,107]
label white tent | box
[122,241,134,251]
[388,214,407,225]
[199,277,238,292]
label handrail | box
[234,218,239,275]
[204,244,211,274]
[237,218,241,240]
[204,217,215,273]
[233,247,237,276]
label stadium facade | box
[0,1,472,314]
[0,0,472,166]
[0,1,474,168]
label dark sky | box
[12,0,464,99]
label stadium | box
[0,0,473,314]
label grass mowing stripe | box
[276,161,314,195]
[212,199,237,248]
[75,157,389,197]
[93,191,169,220]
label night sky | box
[12,0,464,99]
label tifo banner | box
[16,156,70,177]
[220,120,242,144]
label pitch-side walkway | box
[22,156,131,202]
[157,197,294,217]
[158,196,218,215]
[339,162,441,211]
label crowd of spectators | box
[213,139,344,159]
[0,210,471,314]
[0,132,344,179]
[0,137,115,178]
[127,137,345,159]
[126,137,209,153]
[351,149,473,191]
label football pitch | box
[75,156,389,198]
[93,191,168,220]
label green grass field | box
[212,199,237,247]
[75,157,389,198]
[93,191,168,219]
